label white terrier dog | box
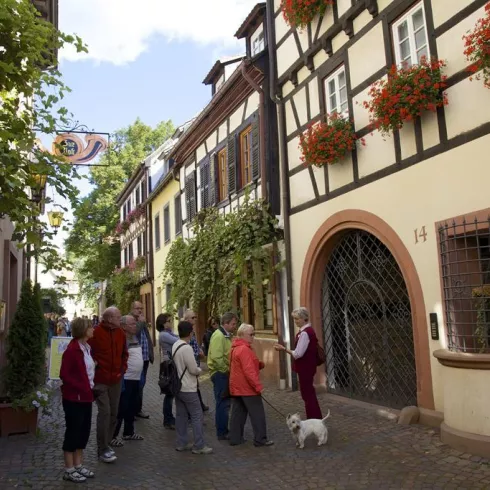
[286,410,331,449]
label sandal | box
[75,465,95,478]
[110,437,124,447]
[122,433,144,440]
[63,470,86,483]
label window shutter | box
[251,115,260,181]
[185,172,196,222]
[209,153,217,206]
[200,157,211,209]
[227,134,237,195]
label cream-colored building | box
[148,121,194,327]
[270,0,490,456]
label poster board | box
[48,337,71,380]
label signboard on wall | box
[48,336,71,380]
[52,133,108,164]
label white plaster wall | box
[289,170,315,208]
[337,0,351,18]
[399,122,417,160]
[328,156,354,191]
[431,0,475,28]
[348,22,386,89]
[196,143,206,163]
[357,131,395,178]
[287,135,302,171]
[292,88,308,127]
[310,6,334,41]
[289,134,490,412]
[206,130,218,153]
[421,112,440,150]
[229,102,245,134]
[277,35,299,79]
[308,79,320,118]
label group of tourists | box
[58,302,322,483]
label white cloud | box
[59,0,259,65]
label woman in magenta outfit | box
[274,307,323,419]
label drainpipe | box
[266,0,297,391]
[240,62,267,202]
[241,59,289,387]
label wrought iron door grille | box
[321,230,417,409]
[439,217,490,353]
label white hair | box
[236,323,254,337]
[292,307,309,321]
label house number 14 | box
[414,226,427,244]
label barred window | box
[439,217,490,353]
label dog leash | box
[261,394,287,419]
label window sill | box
[433,349,490,370]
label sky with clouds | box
[48,0,258,245]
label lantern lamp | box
[31,174,47,203]
[47,210,64,233]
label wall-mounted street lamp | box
[31,173,47,203]
[47,210,64,234]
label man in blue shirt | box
[131,302,154,419]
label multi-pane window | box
[154,214,161,250]
[163,204,170,244]
[252,29,265,56]
[240,126,252,186]
[325,66,348,116]
[218,148,228,201]
[174,195,182,235]
[137,235,142,257]
[135,186,141,206]
[392,3,429,67]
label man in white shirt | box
[172,321,213,455]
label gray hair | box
[292,307,309,321]
[221,311,238,326]
[236,323,254,338]
[121,315,134,326]
[183,309,195,321]
[102,306,120,321]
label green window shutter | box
[227,134,237,194]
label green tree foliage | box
[164,196,284,316]
[40,287,66,315]
[66,119,174,303]
[5,280,47,401]
[0,0,86,269]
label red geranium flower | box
[281,0,334,30]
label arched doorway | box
[300,210,434,410]
[321,230,416,409]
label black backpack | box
[158,343,187,396]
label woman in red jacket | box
[60,317,95,483]
[229,324,273,447]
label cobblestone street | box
[1,363,490,489]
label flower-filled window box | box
[362,58,448,136]
[463,2,490,89]
[281,0,334,30]
[299,113,365,167]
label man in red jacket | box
[88,306,128,463]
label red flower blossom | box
[299,113,363,167]
[463,2,490,88]
[281,0,334,29]
[362,57,448,136]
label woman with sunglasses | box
[228,323,273,447]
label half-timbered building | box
[167,2,284,381]
[269,0,490,456]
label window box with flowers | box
[362,58,448,137]
[463,2,490,89]
[299,113,365,167]
[281,0,334,30]
[115,205,145,236]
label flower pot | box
[0,403,38,437]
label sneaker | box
[136,411,150,419]
[192,446,214,455]
[63,470,86,483]
[175,444,193,452]
[107,447,116,456]
[99,450,117,463]
[217,434,230,441]
[254,440,274,447]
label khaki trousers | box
[93,381,122,454]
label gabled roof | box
[202,55,245,86]
[235,2,266,39]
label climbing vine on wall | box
[163,196,284,316]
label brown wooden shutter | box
[227,134,237,194]
[185,171,196,221]
[251,114,260,181]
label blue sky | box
[46,0,258,243]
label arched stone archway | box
[300,210,434,410]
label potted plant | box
[299,113,365,167]
[0,281,49,437]
[281,0,334,30]
[362,57,448,136]
[463,2,490,88]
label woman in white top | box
[172,321,213,455]
[111,315,144,446]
